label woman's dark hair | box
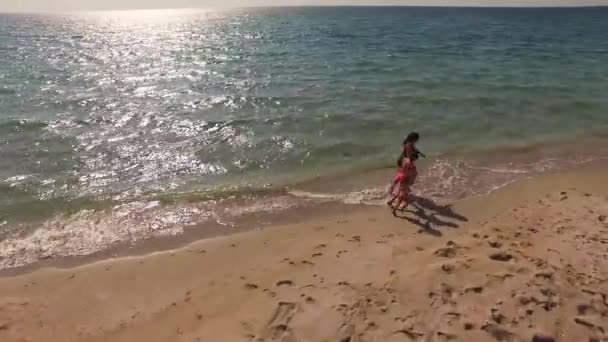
[403,132,420,145]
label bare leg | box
[387,193,399,208]
[387,179,400,207]
[387,179,398,195]
[392,192,404,215]
[397,184,412,211]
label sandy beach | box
[2,6,608,342]
[1,165,607,342]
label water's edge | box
[2,137,608,273]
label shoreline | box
[2,130,608,223]
[0,200,361,277]
[2,161,607,276]
[2,159,608,275]
[0,164,606,341]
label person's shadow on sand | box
[393,195,468,236]
[410,195,468,223]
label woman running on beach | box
[401,131,419,185]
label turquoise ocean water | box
[1,7,608,268]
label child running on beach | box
[387,152,417,212]
[387,132,422,211]
[388,133,418,194]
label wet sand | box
[0,200,360,277]
[0,166,607,341]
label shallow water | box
[1,7,608,268]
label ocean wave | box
[0,193,309,269]
[289,188,387,205]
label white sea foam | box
[0,194,308,269]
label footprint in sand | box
[443,311,461,325]
[434,247,457,258]
[348,236,361,243]
[481,323,515,342]
[263,288,277,298]
[534,271,554,281]
[573,316,604,332]
[441,263,455,274]
[532,334,555,342]
[428,283,458,306]
[436,331,458,341]
[520,241,533,248]
[393,329,424,340]
[488,241,503,248]
[276,280,294,287]
[260,301,298,340]
[489,251,514,262]
[576,303,598,316]
[336,324,354,342]
[490,307,507,325]
[464,285,484,294]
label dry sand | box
[1,166,607,342]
